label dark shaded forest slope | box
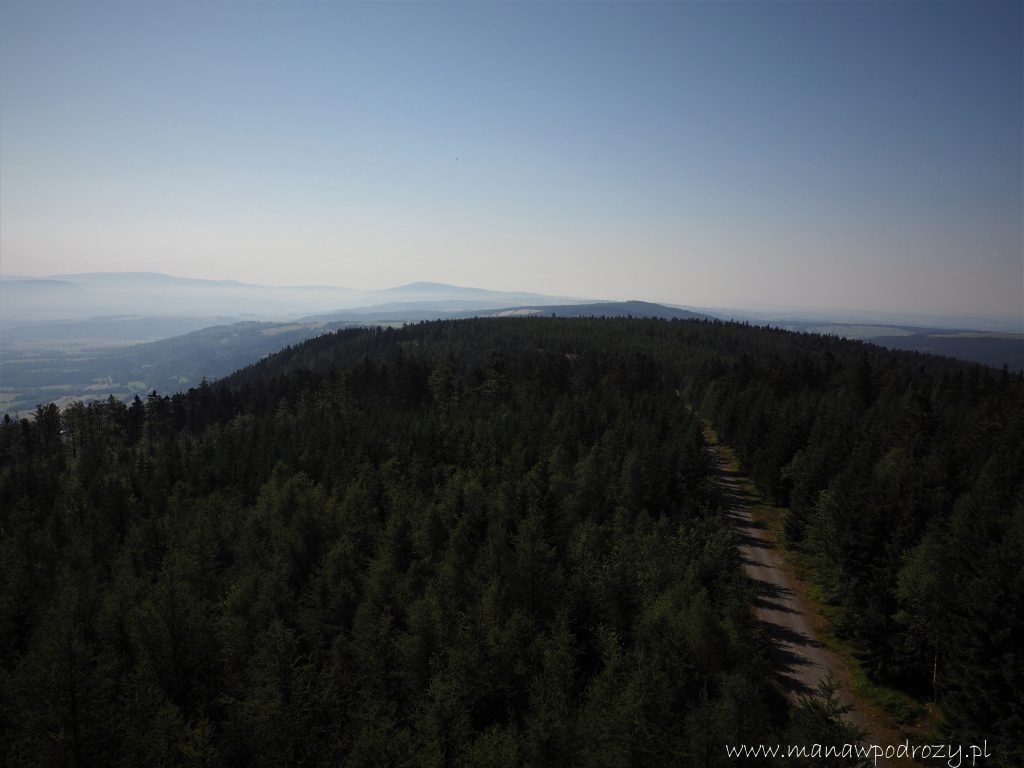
[1,318,1021,766]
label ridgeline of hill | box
[2,317,1022,766]
[2,285,1019,419]
[0,303,706,415]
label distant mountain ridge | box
[0,272,585,328]
[473,301,710,320]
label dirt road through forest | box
[711,450,916,767]
[715,458,853,700]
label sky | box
[1,1,1021,320]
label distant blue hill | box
[472,301,711,320]
[0,272,583,327]
[871,333,1024,372]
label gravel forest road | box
[713,454,912,767]
[716,459,851,700]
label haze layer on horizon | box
[1,1,1021,320]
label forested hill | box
[2,317,1022,766]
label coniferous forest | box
[1,318,1021,767]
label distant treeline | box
[1,317,1020,766]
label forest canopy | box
[1,318,1021,767]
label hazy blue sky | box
[2,1,1021,318]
